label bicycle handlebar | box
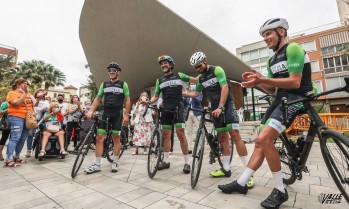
[186,106,226,124]
[280,76,349,124]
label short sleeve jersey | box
[267,43,313,95]
[195,66,233,106]
[97,80,130,110]
[154,72,190,105]
[6,90,34,118]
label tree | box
[84,65,103,110]
[11,60,66,91]
[0,53,16,100]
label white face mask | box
[190,85,196,91]
[141,96,147,101]
[53,108,60,114]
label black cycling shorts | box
[211,100,240,133]
[261,93,306,133]
[97,108,123,135]
[161,101,185,130]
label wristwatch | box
[218,104,224,110]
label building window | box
[323,55,349,74]
[54,93,57,98]
[241,52,250,62]
[326,77,349,97]
[300,40,316,52]
[312,80,323,93]
[310,60,320,72]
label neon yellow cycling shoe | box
[247,176,254,188]
[210,168,231,177]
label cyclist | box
[183,52,252,183]
[85,62,131,174]
[146,55,197,174]
[218,18,314,209]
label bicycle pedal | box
[303,166,309,173]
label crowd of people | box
[0,17,315,209]
[0,79,86,166]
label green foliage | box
[0,54,16,100]
[85,67,103,110]
[11,60,67,91]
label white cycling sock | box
[164,152,170,163]
[237,167,255,186]
[184,155,189,164]
[95,157,102,166]
[272,170,285,193]
[113,155,119,163]
[222,156,231,171]
[240,155,249,169]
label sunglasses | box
[108,68,119,73]
[194,64,203,69]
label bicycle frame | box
[279,77,349,177]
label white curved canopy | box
[79,0,250,99]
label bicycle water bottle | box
[296,135,306,154]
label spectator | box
[66,95,83,148]
[45,96,51,103]
[0,99,10,161]
[25,89,48,158]
[183,84,203,154]
[5,78,35,167]
[39,103,67,157]
[131,92,154,155]
[57,94,68,133]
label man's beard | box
[110,75,118,80]
[199,66,208,74]
[162,67,171,73]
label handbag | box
[25,105,38,129]
[0,117,10,131]
[46,121,60,133]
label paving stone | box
[309,184,342,197]
[115,187,153,203]
[127,191,167,209]
[309,170,329,178]
[294,193,344,209]
[145,196,212,209]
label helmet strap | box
[273,28,282,52]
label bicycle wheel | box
[320,130,349,203]
[191,128,205,188]
[147,129,162,178]
[217,136,234,168]
[274,136,297,185]
[119,129,127,159]
[71,130,93,178]
[106,135,114,163]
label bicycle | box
[274,76,349,203]
[143,104,177,178]
[71,115,127,178]
[186,105,234,188]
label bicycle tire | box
[217,136,234,168]
[274,137,297,185]
[71,130,93,178]
[191,128,205,188]
[320,129,349,203]
[147,129,162,178]
[119,129,127,159]
[106,135,114,163]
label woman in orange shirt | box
[5,78,36,167]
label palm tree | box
[11,60,66,91]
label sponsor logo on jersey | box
[104,87,124,94]
[270,61,287,74]
[202,77,218,88]
[159,79,182,89]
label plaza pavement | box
[0,138,347,209]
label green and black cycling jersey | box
[267,42,313,96]
[154,72,190,105]
[195,65,233,107]
[97,80,130,109]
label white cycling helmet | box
[259,18,289,36]
[190,52,206,67]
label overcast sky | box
[0,0,340,89]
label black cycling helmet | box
[107,62,121,71]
